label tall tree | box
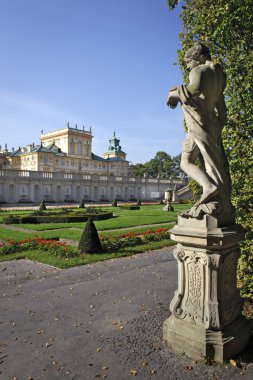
[131,163,146,177]
[168,0,253,299]
[132,151,184,178]
[146,151,173,178]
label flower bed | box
[0,228,171,257]
[100,228,170,251]
[0,237,78,257]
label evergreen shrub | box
[78,218,102,253]
[39,200,46,211]
[79,199,85,208]
[112,199,117,207]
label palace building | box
[2,125,128,177]
[0,125,186,204]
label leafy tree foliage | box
[132,163,146,177]
[168,0,253,300]
[132,151,184,178]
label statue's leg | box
[180,148,218,204]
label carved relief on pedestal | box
[207,254,221,330]
[220,248,243,327]
[170,242,244,332]
[170,244,209,327]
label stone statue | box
[164,43,250,362]
[167,42,233,218]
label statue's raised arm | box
[168,42,233,219]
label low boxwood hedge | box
[119,205,140,210]
[3,212,113,224]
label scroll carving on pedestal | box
[171,245,209,327]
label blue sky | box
[0,0,184,164]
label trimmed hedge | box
[3,212,113,224]
[112,199,118,207]
[78,218,102,253]
[39,200,47,211]
[79,199,85,208]
[120,205,140,210]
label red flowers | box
[0,236,77,257]
[99,227,170,251]
[100,227,168,240]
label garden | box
[0,203,190,268]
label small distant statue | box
[163,189,174,212]
[167,42,233,218]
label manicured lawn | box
[0,229,35,241]
[0,204,190,231]
[0,239,175,269]
[0,223,175,242]
[0,203,191,268]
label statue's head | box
[185,42,211,69]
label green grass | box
[0,239,175,269]
[0,203,191,268]
[0,210,31,223]
[0,229,36,241]
[0,222,175,242]
[1,204,190,231]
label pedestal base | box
[163,215,251,362]
[163,315,251,363]
[163,204,174,212]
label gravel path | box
[0,249,252,380]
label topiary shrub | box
[79,198,85,208]
[136,198,141,206]
[112,198,117,207]
[39,200,46,211]
[78,218,102,254]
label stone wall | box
[0,169,186,204]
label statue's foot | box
[198,185,218,205]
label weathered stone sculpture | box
[163,42,250,362]
[168,42,233,219]
[163,189,174,211]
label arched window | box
[70,139,74,155]
[9,184,15,202]
[78,141,82,155]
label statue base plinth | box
[163,204,174,212]
[163,315,250,363]
[163,214,251,363]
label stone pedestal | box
[163,203,174,212]
[163,214,251,363]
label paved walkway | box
[0,249,252,380]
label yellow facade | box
[2,126,128,176]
